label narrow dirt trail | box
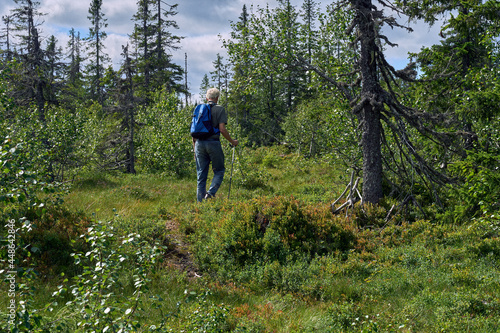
[164,219,201,279]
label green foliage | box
[466,213,500,259]
[324,302,382,332]
[43,106,99,180]
[1,152,498,332]
[0,137,44,206]
[224,2,309,146]
[50,220,166,332]
[282,96,360,165]
[351,202,395,228]
[179,290,231,332]
[2,0,500,323]
[235,168,271,192]
[192,196,356,282]
[226,146,273,192]
[136,89,193,176]
[18,207,91,276]
[2,267,48,333]
[457,66,500,123]
[2,101,104,181]
[442,151,500,222]
[0,219,169,332]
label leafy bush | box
[443,151,500,222]
[136,90,193,176]
[0,219,170,332]
[42,106,95,180]
[235,168,271,191]
[178,291,232,332]
[351,202,393,228]
[0,137,43,205]
[49,220,166,332]
[5,102,102,181]
[230,147,272,191]
[0,135,86,276]
[466,213,500,259]
[192,196,356,280]
[282,96,361,166]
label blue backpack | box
[190,103,220,139]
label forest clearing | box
[1,0,500,331]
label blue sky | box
[0,0,443,102]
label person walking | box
[193,88,238,202]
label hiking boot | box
[204,193,215,200]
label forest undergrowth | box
[1,146,499,332]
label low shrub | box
[192,196,356,282]
[235,168,272,191]
[1,219,168,332]
[177,291,232,332]
[2,206,92,277]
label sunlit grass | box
[2,148,500,332]
[63,171,196,220]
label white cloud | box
[41,0,90,29]
[381,15,444,69]
[172,33,229,101]
[104,33,130,65]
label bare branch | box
[296,55,355,102]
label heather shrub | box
[192,196,356,280]
[19,207,91,276]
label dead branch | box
[296,55,354,102]
[331,171,363,215]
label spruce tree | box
[225,5,252,139]
[61,28,86,109]
[10,0,47,121]
[131,0,183,96]
[199,73,210,101]
[397,0,500,150]
[300,0,319,89]
[86,0,110,104]
[0,15,13,60]
[44,35,64,107]
[131,0,154,94]
[66,28,84,86]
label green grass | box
[1,147,500,332]
[64,171,195,220]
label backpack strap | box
[206,102,220,136]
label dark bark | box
[361,103,383,203]
[352,0,384,204]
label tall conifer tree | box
[1,15,13,60]
[86,0,110,104]
[11,0,47,120]
[131,0,183,96]
[66,28,84,85]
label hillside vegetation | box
[1,0,500,331]
[1,146,499,332]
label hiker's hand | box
[232,140,239,147]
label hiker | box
[192,88,238,202]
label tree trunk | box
[128,107,136,174]
[361,103,383,204]
[143,1,150,91]
[354,0,384,204]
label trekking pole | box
[234,146,246,178]
[227,144,236,199]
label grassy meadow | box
[1,146,500,332]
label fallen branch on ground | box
[331,171,363,216]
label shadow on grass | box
[74,173,120,190]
